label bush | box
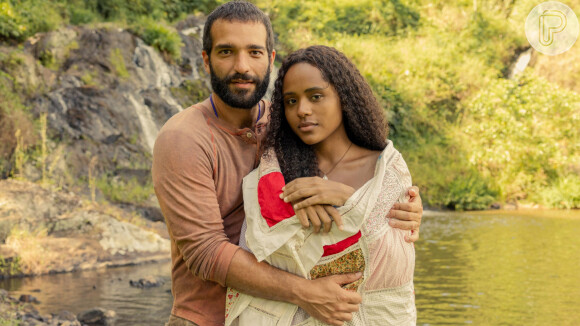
[132,17,182,61]
[460,73,580,206]
[96,176,154,205]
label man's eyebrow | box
[247,44,266,50]
[214,43,233,50]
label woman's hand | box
[280,177,355,209]
[295,204,343,233]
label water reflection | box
[2,210,580,325]
[415,210,580,325]
[1,261,173,326]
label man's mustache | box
[225,73,260,84]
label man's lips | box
[230,79,254,89]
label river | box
[2,209,580,325]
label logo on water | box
[525,1,579,55]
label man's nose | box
[234,53,250,74]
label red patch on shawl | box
[322,231,362,257]
[258,172,295,227]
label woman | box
[226,45,416,326]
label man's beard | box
[210,64,271,109]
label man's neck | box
[211,93,259,129]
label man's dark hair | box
[203,1,275,58]
[265,45,389,183]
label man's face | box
[203,20,275,109]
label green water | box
[2,210,579,325]
[415,210,580,325]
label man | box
[152,2,423,326]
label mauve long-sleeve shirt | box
[152,97,267,325]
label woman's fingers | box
[312,205,331,233]
[324,205,343,231]
[296,208,310,228]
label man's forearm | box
[225,248,362,326]
[225,248,304,305]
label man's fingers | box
[332,273,363,288]
[405,229,420,243]
[392,202,421,214]
[407,185,420,197]
[389,218,418,231]
[324,206,343,231]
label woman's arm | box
[282,177,424,242]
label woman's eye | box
[311,94,322,101]
[285,98,296,105]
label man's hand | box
[387,186,423,243]
[294,273,363,326]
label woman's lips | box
[298,122,317,132]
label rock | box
[77,307,117,326]
[56,310,77,321]
[129,275,165,288]
[19,294,40,303]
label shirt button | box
[246,132,253,138]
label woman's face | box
[282,63,347,147]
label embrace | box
[153,1,423,326]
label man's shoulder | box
[156,101,213,147]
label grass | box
[96,175,154,205]
[110,48,129,78]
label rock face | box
[12,15,210,188]
[0,179,170,277]
[0,15,213,277]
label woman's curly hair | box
[265,45,388,183]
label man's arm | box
[153,126,361,325]
[226,249,361,326]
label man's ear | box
[202,50,211,74]
[270,50,276,70]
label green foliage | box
[536,175,580,209]
[96,176,154,205]
[170,79,210,108]
[460,73,580,207]
[132,17,182,61]
[444,171,498,210]
[263,0,421,55]
[163,0,223,21]
[0,0,64,41]
[0,255,22,277]
[110,48,129,78]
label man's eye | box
[250,50,264,56]
[219,50,232,55]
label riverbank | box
[1,288,117,326]
[0,179,170,279]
